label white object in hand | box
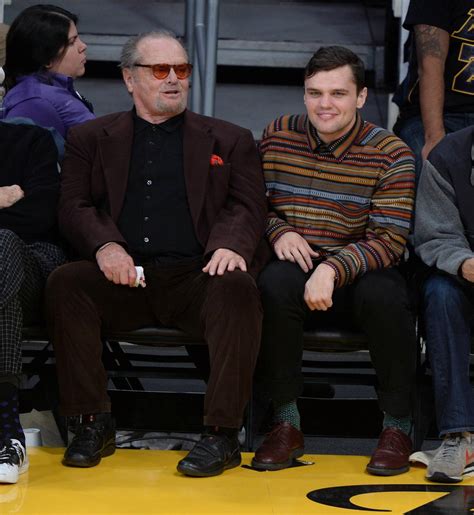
[134,266,146,287]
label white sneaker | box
[426,432,474,483]
[0,439,29,484]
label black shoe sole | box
[62,442,116,468]
[366,463,409,476]
[426,472,463,483]
[251,447,305,471]
[177,454,242,477]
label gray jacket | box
[414,128,474,275]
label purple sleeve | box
[5,97,66,138]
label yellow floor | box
[1,448,472,514]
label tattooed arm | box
[414,24,450,160]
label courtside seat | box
[20,324,374,450]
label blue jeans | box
[422,272,474,436]
[395,112,474,180]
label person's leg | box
[250,260,310,470]
[350,268,416,476]
[160,262,262,476]
[422,272,474,483]
[423,273,474,435]
[256,261,310,406]
[0,231,55,483]
[45,260,155,467]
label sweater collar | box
[307,112,362,159]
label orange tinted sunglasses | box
[134,63,193,79]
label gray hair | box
[119,30,189,69]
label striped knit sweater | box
[259,113,415,288]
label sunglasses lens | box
[149,64,192,79]
[152,64,171,79]
[174,64,192,79]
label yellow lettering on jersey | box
[452,42,474,95]
[452,8,474,42]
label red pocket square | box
[210,154,224,166]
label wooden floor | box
[1,448,473,514]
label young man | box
[46,30,267,477]
[253,46,417,476]
[414,126,474,483]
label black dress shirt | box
[117,111,203,263]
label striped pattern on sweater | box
[259,113,415,287]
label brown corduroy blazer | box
[58,109,269,272]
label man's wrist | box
[317,262,336,278]
[96,242,116,257]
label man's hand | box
[203,248,247,276]
[96,242,137,286]
[274,231,319,272]
[304,263,336,311]
[421,131,445,161]
[0,185,24,209]
[461,257,474,283]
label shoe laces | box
[0,440,25,466]
[72,424,104,446]
[436,434,464,464]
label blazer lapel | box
[183,110,214,225]
[99,111,134,222]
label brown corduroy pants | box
[45,257,262,428]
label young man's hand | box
[274,231,319,272]
[304,263,336,311]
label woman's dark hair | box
[304,46,365,93]
[4,4,78,90]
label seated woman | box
[0,121,65,484]
[2,4,95,139]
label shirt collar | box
[133,109,185,135]
[18,71,75,90]
[307,112,362,159]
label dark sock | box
[273,399,301,430]
[0,382,25,447]
[207,426,239,439]
[383,412,412,435]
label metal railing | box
[185,0,220,116]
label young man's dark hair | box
[304,45,366,92]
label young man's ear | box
[356,87,368,109]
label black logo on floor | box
[307,484,474,514]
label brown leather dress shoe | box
[251,421,304,471]
[366,427,412,476]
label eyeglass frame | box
[133,63,193,80]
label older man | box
[46,30,266,477]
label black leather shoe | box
[177,433,241,477]
[62,414,116,468]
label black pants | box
[255,261,417,418]
[0,229,65,381]
[46,258,262,428]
